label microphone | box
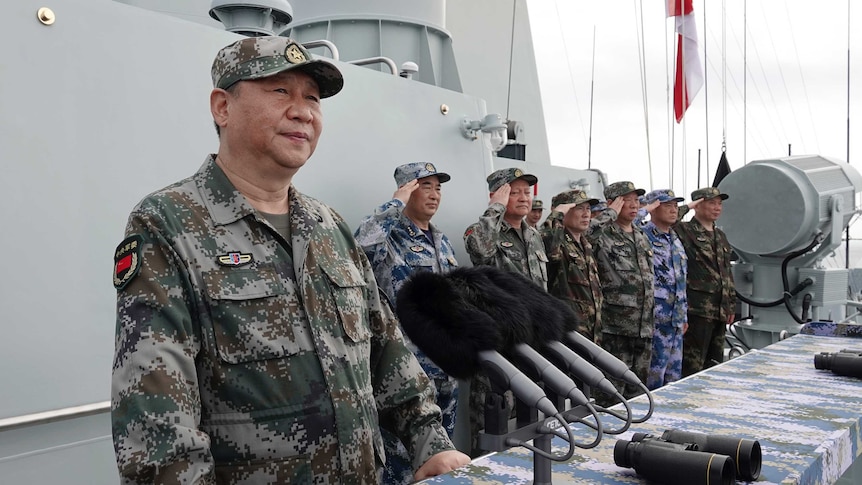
[542,341,619,397]
[510,343,589,407]
[564,330,640,387]
[478,349,559,417]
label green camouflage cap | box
[393,162,451,186]
[552,189,599,208]
[211,36,344,98]
[691,186,729,201]
[604,181,645,200]
[531,199,544,210]
[487,167,538,192]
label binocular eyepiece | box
[614,430,762,484]
[814,349,862,378]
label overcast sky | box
[528,0,859,196]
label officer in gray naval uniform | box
[354,162,460,484]
[110,36,469,484]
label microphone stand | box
[479,381,595,485]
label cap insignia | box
[285,44,307,64]
[514,169,523,177]
[425,163,435,172]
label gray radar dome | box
[718,155,862,257]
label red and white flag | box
[667,0,703,123]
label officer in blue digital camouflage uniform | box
[354,162,459,484]
[640,189,689,389]
[675,187,737,376]
[587,181,654,399]
[110,36,469,484]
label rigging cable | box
[505,0,517,120]
[722,0,728,161]
[783,1,821,153]
[634,0,654,190]
[554,0,590,154]
[744,0,747,164]
[703,0,710,183]
[758,1,806,153]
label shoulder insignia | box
[500,241,514,248]
[464,227,474,238]
[217,252,253,267]
[114,235,143,290]
[448,256,457,266]
[410,245,425,253]
[568,251,578,259]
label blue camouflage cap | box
[393,162,451,186]
[644,189,685,204]
[590,201,607,212]
[691,186,729,201]
[604,181,645,200]
[211,36,344,98]
[487,167,538,192]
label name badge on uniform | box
[501,241,514,248]
[410,245,424,253]
[217,252,253,267]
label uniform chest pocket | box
[320,262,371,343]
[608,244,638,272]
[203,265,313,364]
[499,242,524,261]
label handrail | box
[301,39,340,61]
[0,401,110,433]
[348,56,399,76]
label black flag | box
[712,151,731,186]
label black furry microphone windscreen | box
[395,266,576,378]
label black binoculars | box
[614,430,762,484]
[814,349,862,378]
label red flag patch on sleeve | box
[113,235,143,290]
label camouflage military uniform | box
[675,192,736,376]
[111,156,453,484]
[463,204,548,289]
[354,192,459,484]
[463,167,547,456]
[587,182,655,399]
[642,220,688,389]
[541,194,602,344]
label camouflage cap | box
[644,188,685,204]
[487,167,538,192]
[604,181,645,200]
[531,199,544,210]
[590,201,608,212]
[691,186,729,201]
[551,189,599,208]
[393,162,451,186]
[211,36,344,98]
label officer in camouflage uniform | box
[110,36,469,484]
[541,189,603,344]
[526,198,544,228]
[587,181,655,399]
[354,162,459,484]
[463,167,548,289]
[675,187,737,376]
[462,167,548,456]
[640,189,688,389]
